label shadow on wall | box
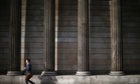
[39,76,57,84]
[122,0,140,74]
[0,0,10,75]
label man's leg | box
[25,79,28,84]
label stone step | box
[0,75,140,84]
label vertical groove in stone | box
[44,0,55,71]
[110,0,123,71]
[77,0,89,71]
[9,0,21,71]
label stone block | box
[90,27,110,33]
[90,65,110,70]
[26,16,43,21]
[21,37,43,42]
[32,65,43,70]
[59,0,77,5]
[57,53,77,60]
[58,65,76,70]
[90,1,110,6]
[90,38,110,42]
[89,53,110,60]
[59,5,77,10]
[21,43,43,48]
[59,16,77,20]
[27,0,44,5]
[27,5,44,10]
[89,59,110,65]
[58,20,77,26]
[59,10,77,16]
[91,11,110,16]
[22,26,43,32]
[57,27,77,32]
[26,21,43,26]
[58,32,77,38]
[75,76,91,84]
[21,48,43,54]
[27,10,43,16]
[90,49,110,54]
[90,33,110,38]
[90,43,110,48]
[23,53,43,59]
[57,38,77,42]
[90,6,110,11]
[58,49,77,54]
[22,32,43,37]
[58,60,76,65]
[57,43,77,48]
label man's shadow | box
[38,75,57,84]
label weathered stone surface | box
[110,0,123,75]
[41,0,55,75]
[1,75,140,84]
[1,0,140,76]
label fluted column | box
[110,0,124,76]
[76,0,90,75]
[41,0,56,76]
[7,0,21,75]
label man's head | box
[25,58,30,64]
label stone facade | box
[0,0,140,76]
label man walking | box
[23,58,35,84]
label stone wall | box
[1,0,140,75]
[0,0,10,74]
[21,0,44,73]
[122,0,140,74]
[57,0,111,75]
[56,0,78,74]
[89,0,111,74]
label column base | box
[41,71,56,76]
[7,71,21,76]
[110,71,124,76]
[76,71,90,76]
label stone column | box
[7,0,21,75]
[76,0,90,75]
[110,0,124,76]
[41,0,56,76]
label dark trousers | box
[25,80,34,84]
[25,73,34,84]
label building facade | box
[0,0,140,75]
